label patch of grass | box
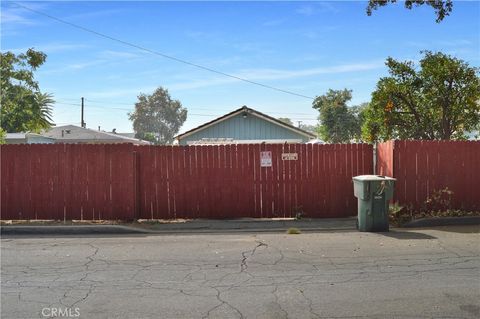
[287,227,301,234]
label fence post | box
[133,150,140,220]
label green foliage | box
[362,51,480,142]
[278,118,318,136]
[299,123,318,136]
[312,89,365,143]
[1,49,54,133]
[129,87,187,145]
[388,202,411,226]
[366,0,453,23]
[389,188,480,226]
[0,128,5,144]
[141,132,159,144]
[424,187,453,212]
[277,117,294,126]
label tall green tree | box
[362,51,480,142]
[312,89,365,143]
[129,87,187,144]
[277,117,294,126]
[299,123,319,136]
[1,49,54,133]
[366,0,453,22]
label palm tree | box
[30,92,54,132]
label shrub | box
[424,187,453,212]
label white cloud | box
[296,5,315,16]
[166,60,385,91]
[437,39,473,46]
[406,39,474,47]
[1,2,50,26]
[63,8,126,21]
[236,61,384,80]
[1,10,36,25]
[86,86,157,99]
[296,2,338,16]
[263,19,286,27]
[3,43,89,54]
[40,59,108,74]
[99,50,141,59]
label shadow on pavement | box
[421,225,480,234]
[377,230,437,240]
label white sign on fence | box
[260,151,272,167]
[281,153,298,160]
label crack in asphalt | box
[2,232,479,319]
[58,241,100,309]
[271,285,289,319]
[297,288,321,319]
[202,286,244,319]
[240,241,268,272]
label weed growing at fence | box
[293,206,304,220]
[287,227,301,234]
[389,187,480,226]
[424,188,454,212]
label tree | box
[1,49,54,133]
[129,87,187,144]
[277,117,293,125]
[0,128,5,144]
[362,51,480,142]
[299,123,318,136]
[312,89,365,143]
[366,0,453,23]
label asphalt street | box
[1,226,479,319]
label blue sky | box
[2,1,479,134]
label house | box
[466,130,479,140]
[41,125,151,145]
[175,106,316,145]
[5,133,55,144]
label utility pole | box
[81,97,85,128]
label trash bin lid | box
[352,175,396,181]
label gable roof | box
[176,106,316,141]
[43,125,151,144]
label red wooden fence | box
[377,140,480,211]
[136,143,372,219]
[0,143,373,220]
[1,144,135,220]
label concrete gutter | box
[143,218,356,232]
[0,225,150,236]
[1,218,357,236]
[2,216,478,236]
[402,216,480,228]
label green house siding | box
[179,113,310,145]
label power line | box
[54,102,319,120]
[10,1,315,100]
[55,105,318,119]
[56,99,317,116]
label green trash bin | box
[353,175,396,232]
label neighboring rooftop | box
[175,106,316,145]
[42,125,151,145]
[5,132,56,144]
